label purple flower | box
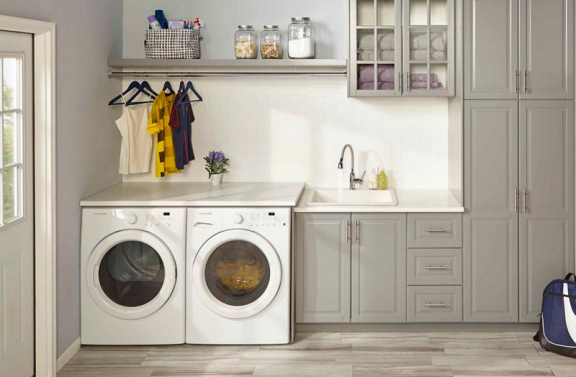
[208,151,225,162]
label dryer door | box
[86,230,177,319]
[193,229,282,319]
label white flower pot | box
[211,174,223,186]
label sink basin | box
[307,189,398,206]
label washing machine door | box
[86,230,177,319]
[193,229,282,319]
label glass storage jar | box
[260,25,282,59]
[235,25,257,59]
[288,17,315,59]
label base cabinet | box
[296,213,407,323]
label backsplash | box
[123,77,449,189]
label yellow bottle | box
[377,168,388,190]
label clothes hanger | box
[162,80,175,95]
[108,80,141,106]
[125,78,158,106]
[176,79,203,106]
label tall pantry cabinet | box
[463,0,574,323]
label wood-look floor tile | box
[436,342,536,350]
[550,365,576,377]
[294,332,341,343]
[444,347,540,356]
[238,352,336,365]
[353,365,452,377]
[429,333,519,344]
[260,342,352,353]
[336,354,433,367]
[341,333,430,344]
[252,364,352,376]
[58,366,154,377]
[432,355,530,367]
[351,342,444,355]
[451,365,554,376]
[150,366,254,376]
[526,356,576,367]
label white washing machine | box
[81,208,186,345]
[187,208,291,345]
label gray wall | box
[0,1,123,356]
[123,0,347,59]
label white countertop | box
[295,189,464,213]
[81,182,305,207]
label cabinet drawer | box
[407,249,462,285]
[407,286,463,323]
[407,214,462,248]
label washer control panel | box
[188,208,290,230]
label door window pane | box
[1,56,23,227]
[358,0,375,26]
[99,241,165,307]
[410,0,428,25]
[431,0,448,25]
[377,0,396,26]
[204,240,271,307]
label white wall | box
[124,77,449,188]
[0,1,123,356]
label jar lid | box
[291,17,311,22]
[263,25,279,30]
[238,25,254,30]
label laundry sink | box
[307,189,398,206]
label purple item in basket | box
[358,65,395,84]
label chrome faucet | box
[338,144,365,190]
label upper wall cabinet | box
[464,0,574,99]
[349,0,455,97]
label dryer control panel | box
[188,208,290,231]
[82,208,186,230]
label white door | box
[0,31,34,377]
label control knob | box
[232,214,244,224]
[126,213,138,225]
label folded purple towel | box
[358,81,395,90]
[358,65,395,84]
[410,81,444,89]
[411,73,439,83]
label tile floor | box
[58,332,576,377]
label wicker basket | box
[144,29,201,59]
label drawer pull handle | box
[425,303,447,308]
[425,229,449,233]
[425,265,447,270]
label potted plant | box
[204,151,229,186]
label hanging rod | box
[107,71,347,78]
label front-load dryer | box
[81,208,186,344]
[187,208,291,345]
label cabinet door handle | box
[425,265,447,270]
[522,189,528,213]
[521,70,527,94]
[514,188,519,213]
[406,72,410,92]
[515,70,520,94]
[346,220,351,244]
[355,220,360,244]
[398,72,402,92]
[425,303,447,308]
[524,70,529,93]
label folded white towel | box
[358,50,396,61]
[410,49,446,61]
[359,32,395,51]
[410,32,446,51]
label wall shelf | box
[107,58,348,77]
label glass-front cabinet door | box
[349,0,454,97]
[350,0,403,97]
[402,0,454,96]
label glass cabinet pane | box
[410,0,428,25]
[377,64,396,91]
[358,0,375,26]
[409,64,428,90]
[430,0,448,25]
[430,29,447,61]
[357,30,376,61]
[409,30,428,61]
[377,30,395,62]
[358,64,376,90]
[377,0,396,26]
[430,64,447,90]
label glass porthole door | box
[87,230,176,319]
[193,229,282,319]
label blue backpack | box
[534,273,576,358]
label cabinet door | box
[402,0,455,97]
[519,0,574,99]
[519,101,574,322]
[295,213,351,323]
[350,0,403,97]
[464,101,519,322]
[351,213,407,323]
[464,0,518,99]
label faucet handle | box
[359,170,366,181]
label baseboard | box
[57,337,80,372]
[296,323,539,332]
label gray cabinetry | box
[519,100,575,322]
[464,100,519,322]
[295,214,351,323]
[351,214,406,323]
[464,0,573,100]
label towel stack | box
[357,32,395,61]
[410,32,446,61]
[410,73,444,89]
[358,65,395,90]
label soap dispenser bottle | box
[377,168,388,190]
[368,168,378,190]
